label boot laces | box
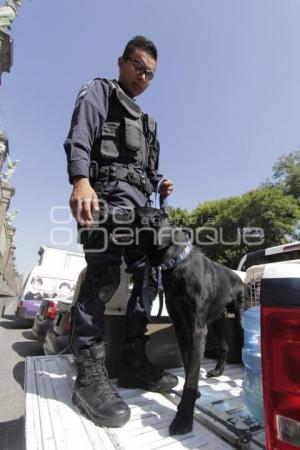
[88,358,121,400]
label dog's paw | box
[206,368,224,378]
[169,413,193,436]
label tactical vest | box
[90,79,160,195]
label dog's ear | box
[157,227,190,249]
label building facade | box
[0,1,23,296]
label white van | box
[15,246,86,323]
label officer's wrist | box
[72,176,89,186]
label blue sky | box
[1,0,300,277]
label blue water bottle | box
[242,306,265,425]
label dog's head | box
[135,207,192,261]
[135,207,175,249]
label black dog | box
[133,207,249,436]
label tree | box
[169,207,191,225]
[189,186,300,268]
[266,150,300,200]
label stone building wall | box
[0,1,23,296]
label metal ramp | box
[25,355,265,449]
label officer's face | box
[118,47,156,98]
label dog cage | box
[245,265,265,308]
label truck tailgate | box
[168,364,266,449]
[25,355,265,449]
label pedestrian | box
[64,35,177,428]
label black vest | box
[90,79,160,193]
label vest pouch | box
[147,115,156,134]
[124,117,142,152]
[148,119,159,173]
[99,122,120,160]
[148,141,159,173]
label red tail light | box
[45,301,57,320]
[261,306,300,449]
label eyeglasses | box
[124,57,155,81]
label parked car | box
[15,270,71,325]
[31,296,59,342]
[43,268,86,355]
[16,246,86,325]
[15,268,45,324]
[43,296,73,355]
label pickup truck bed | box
[25,355,265,449]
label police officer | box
[64,36,177,428]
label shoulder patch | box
[75,80,95,106]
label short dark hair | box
[123,35,158,61]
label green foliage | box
[168,150,300,268]
[168,207,191,225]
[270,150,300,199]
[173,187,300,268]
[273,150,300,179]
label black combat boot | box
[73,342,131,427]
[118,336,178,392]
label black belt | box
[95,165,153,195]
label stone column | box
[16,272,22,294]
[1,223,14,279]
[6,246,15,276]
[0,181,14,234]
[2,224,14,269]
[11,267,19,293]
[0,246,12,295]
[3,245,14,288]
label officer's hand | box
[69,176,99,227]
[159,179,174,197]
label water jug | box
[242,306,265,425]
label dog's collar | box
[160,241,193,271]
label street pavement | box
[0,299,43,450]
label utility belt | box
[90,163,153,195]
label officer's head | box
[118,35,157,98]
